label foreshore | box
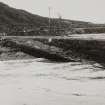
[0,35,105,66]
[0,43,35,61]
[1,35,105,105]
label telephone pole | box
[57,13,62,35]
[48,7,51,34]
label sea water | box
[0,59,105,105]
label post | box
[48,7,51,35]
[57,13,62,35]
[48,38,52,51]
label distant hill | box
[0,2,49,25]
[0,2,105,34]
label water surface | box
[0,59,105,105]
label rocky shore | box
[0,41,35,61]
[0,38,73,62]
[1,37,105,66]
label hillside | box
[0,2,105,34]
[0,2,49,25]
[0,3,100,27]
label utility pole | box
[58,13,62,28]
[48,7,51,34]
[57,13,62,35]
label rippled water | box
[0,59,105,105]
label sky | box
[0,0,105,23]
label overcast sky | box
[0,0,105,23]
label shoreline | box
[1,36,105,67]
[0,45,35,61]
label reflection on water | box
[0,59,104,80]
[0,59,105,105]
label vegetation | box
[0,2,105,34]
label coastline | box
[1,35,105,67]
[0,46,35,61]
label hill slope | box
[0,2,98,27]
[0,2,105,34]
